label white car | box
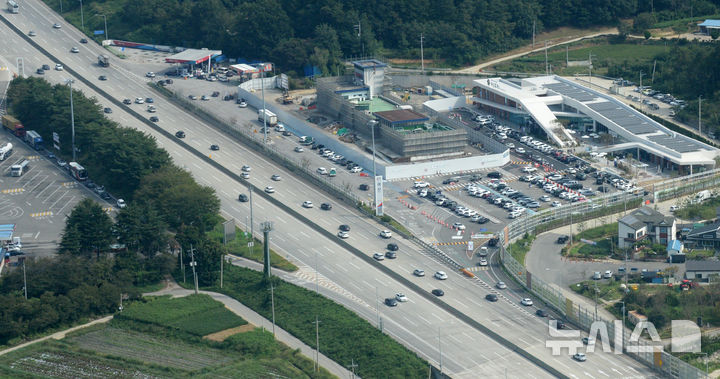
[395,293,408,302]
[669,205,679,212]
[539,195,550,202]
[241,172,250,179]
[453,222,466,230]
[478,258,488,266]
[521,298,533,306]
[350,166,362,173]
[516,147,526,154]
[317,167,328,175]
[414,181,429,188]
[146,72,155,78]
[434,271,448,280]
[496,281,507,289]
[54,63,64,71]
[70,47,79,53]
[573,353,587,362]
[116,199,127,209]
[521,166,537,173]
[373,253,385,261]
[271,174,282,181]
[337,231,349,239]
[238,101,248,108]
[242,165,251,172]
[135,97,145,104]
[551,201,562,207]
[294,146,304,153]
[302,201,314,208]
[603,270,613,279]
[379,230,392,239]
[413,269,425,277]
[264,186,275,193]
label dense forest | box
[46,0,720,74]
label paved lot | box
[0,132,109,255]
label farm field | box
[0,295,335,378]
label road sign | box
[247,242,254,248]
[93,30,104,35]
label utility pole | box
[66,79,76,162]
[566,45,569,67]
[220,253,224,288]
[270,282,276,336]
[651,60,656,83]
[249,186,254,242]
[532,19,536,47]
[21,257,27,300]
[698,95,702,135]
[438,327,443,375]
[588,51,593,88]
[79,0,84,30]
[312,316,321,372]
[370,120,379,215]
[261,69,267,144]
[349,359,358,379]
[544,41,548,75]
[180,247,186,283]
[189,244,198,294]
[261,221,274,277]
[639,71,644,110]
[420,33,425,74]
[354,21,363,58]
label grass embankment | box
[570,280,624,302]
[563,222,618,259]
[0,294,333,378]
[491,37,668,76]
[508,233,536,264]
[674,196,720,221]
[203,265,429,379]
[207,222,298,272]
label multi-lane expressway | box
[0,3,657,378]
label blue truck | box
[24,130,43,150]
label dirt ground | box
[203,323,256,342]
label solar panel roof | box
[648,135,707,153]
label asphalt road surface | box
[0,5,658,378]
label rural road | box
[0,315,114,357]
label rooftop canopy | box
[165,49,222,64]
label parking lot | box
[0,132,110,256]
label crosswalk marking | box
[30,211,53,217]
[2,188,25,194]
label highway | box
[1,3,657,378]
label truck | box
[98,54,109,67]
[0,143,12,161]
[257,109,277,126]
[7,0,18,13]
[24,130,43,150]
[11,160,29,177]
[693,190,712,204]
[2,114,25,137]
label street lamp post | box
[620,300,626,351]
[97,14,108,40]
[369,120,378,215]
[66,79,76,162]
[189,245,198,294]
[79,0,84,30]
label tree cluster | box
[46,0,714,72]
[0,256,158,344]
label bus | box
[7,0,18,13]
[11,160,29,177]
[68,162,88,181]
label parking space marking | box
[30,211,53,217]
[2,188,25,194]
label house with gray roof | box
[685,260,720,281]
[618,207,676,249]
[684,221,720,249]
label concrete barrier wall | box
[385,150,509,180]
[238,81,384,177]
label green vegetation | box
[576,222,618,240]
[0,256,164,346]
[41,0,693,71]
[675,196,720,220]
[571,239,614,258]
[116,295,246,336]
[508,233,536,265]
[570,280,624,302]
[686,249,715,259]
[207,223,297,272]
[493,39,668,76]
[0,295,333,378]
[200,265,428,378]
